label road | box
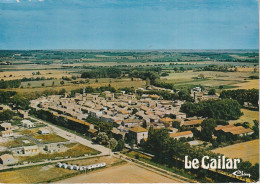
[114,153,196,183]
[29,116,110,155]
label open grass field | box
[0,164,76,183]
[33,133,68,144]
[0,156,122,183]
[212,140,259,164]
[229,108,259,127]
[1,137,35,148]
[19,128,68,144]
[162,70,257,89]
[0,69,72,80]
[56,162,182,183]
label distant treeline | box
[0,79,21,89]
[220,89,259,107]
[21,77,54,82]
[81,67,122,78]
[70,85,116,97]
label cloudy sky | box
[0,0,258,49]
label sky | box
[0,0,259,50]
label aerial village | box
[0,84,255,170]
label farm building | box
[215,125,254,137]
[170,131,193,140]
[44,143,66,153]
[0,154,18,165]
[0,123,13,137]
[14,145,40,156]
[38,127,50,134]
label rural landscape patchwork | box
[0,50,258,183]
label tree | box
[172,121,181,129]
[198,74,205,79]
[52,81,55,87]
[114,139,125,151]
[41,83,45,87]
[96,132,109,145]
[208,89,216,95]
[129,139,136,150]
[0,110,14,121]
[201,119,217,141]
[109,138,118,151]
[27,83,31,87]
[132,108,138,115]
[60,80,65,85]
[252,120,259,139]
[146,78,150,86]
[10,94,29,109]
[181,99,243,120]
[142,121,147,129]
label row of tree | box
[81,67,122,78]
[0,79,21,89]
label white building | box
[21,120,35,128]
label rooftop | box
[170,131,193,137]
[129,127,148,133]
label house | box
[159,117,174,128]
[128,127,148,144]
[170,131,193,140]
[215,125,254,137]
[1,130,13,137]
[20,145,39,156]
[122,119,143,128]
[183,119,203,128]
[21,120,35,128]
[38,127,51,134]
[0,154,18,165]
[44,143,66,153]
[172,112,186,119]
[0,123,13,137]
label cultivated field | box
[162,70,258,89]
[212,140,259,164]
[233,79,259,89]
[56,163,182,183]
[229,108,259,127]
[10,78,146,94]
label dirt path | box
[56,163,183,183]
